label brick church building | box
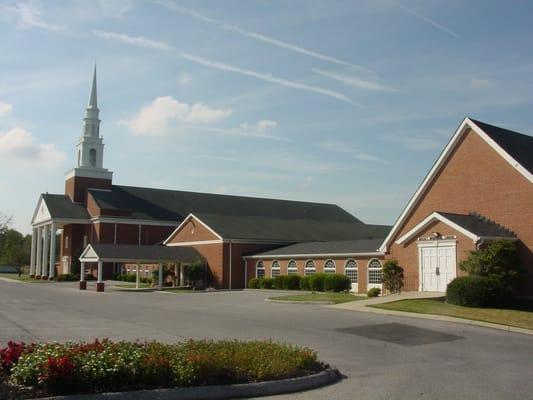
[29,69,533,294]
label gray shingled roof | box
[42,194,90,220]
[471,118,533,174]
[250,238,384,257]
[81,244,203,263]
[438,212,515,238]
[89,185,389,242]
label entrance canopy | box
[79,244,203,264]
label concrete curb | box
[0,277,26,284]
[37,368,341,400]
[352,305,533,336]
[266,298,334,305]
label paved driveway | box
[0,280,532,400]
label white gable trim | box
[31,196,50,225]
[79,244,98,262]
[395,212,479,244]
[162,213,223,245]
[379,118,532,252]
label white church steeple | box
[65,65,112,198]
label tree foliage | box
[382,259,404,294]
[459,240,522,288]
[184,261,205,288]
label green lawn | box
[0,273,45,283]
[269,292,366,304]
[113,283,151,289]
[370,298,533,330]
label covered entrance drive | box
[79,244,204,292]
[418,241,456,292]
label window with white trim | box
[256,261,265,279]
[368,259,383,284]
[324,259,336,274]
[304,260,316,276]
[287,260,297,275]
[345,259,358,283]
[271,260,281,277]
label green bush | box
[323,274,351,292]
[259,277,274,289]
[382,260,404,294]
[308,273,327,291]
[56,274,79,282]
[460,240,522,289]
[4,339,322,396]
[284,275,302,290]
[446,276,511,307]
[299,276,311,291]
[248,278,260,289]
[272,275,286,290]
[367,287,381,297]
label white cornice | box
[65,167,113,181]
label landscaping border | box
[36,368,341,400]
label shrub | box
[248,278,260,289]
[272,275,285,290]
[56,274,79,282]
[299,276,311,291]
[323,274,351,292]
[184,262,205,288]
[367,287,381,297]
[308,273,327,292]
[4,339,322,395]
[283,275,302,290]
[460,240,522,289]
[446,276,511,307]
[382,260,404,294]
[259,277,274,289]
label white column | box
[48,223,56,279]
[80,262,85,281]
[97,261,103,283]
[158,263,163,289]
[41,225,50,278]
[35,227,43,277]
[30,228,37,276]
[136,264,140,289]
[180,264,185,286]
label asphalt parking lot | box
[0,279,532,400]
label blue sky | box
[1,0,533,234]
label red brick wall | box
[388,128,533,292]
[166,219,220,243]
[65,176,111,204]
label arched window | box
[304,260,316,276]
[89,149,97,167]
[345,259,358,283]
[324,259,336,274]
[256,260,265,278]
[271,260,281,277]
[287,260,297,275]
[368,259,383,285]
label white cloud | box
[126,96,232,136]
[313,69,393,92]
[180,53,356,105]
[156,1,368,70]
[0,102,13,117]
[198,119,287,142]
[383,130,447,151]
[92,30,174,51]
[471,78,492,89]
[2,2,65,31]
[318,141,386,163]
[0,127,66,167]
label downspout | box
[229,241,232,290]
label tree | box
[459,240,522,288]
[0,213,11,235]
[0,229,28,275]
[184,261,205,289]
[382,259,404,294]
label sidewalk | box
[330,291,533,336]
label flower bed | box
[0,339,324,398]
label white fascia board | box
[32,218,91,228]
[92,217,178,227]
[30,195,45,225]
[243,252,384,260]
[395,212,479,244]
[79,244,96,261]
[162,213,223,245]
[166,240,223,246]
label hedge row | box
[446,276,511,307]
[114,274,153,285]
[0,339,322,396]
[249,274,351,292]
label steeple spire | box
[88,64,97,109]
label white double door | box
[419,242,456,292]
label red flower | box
[0,341,26,371]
